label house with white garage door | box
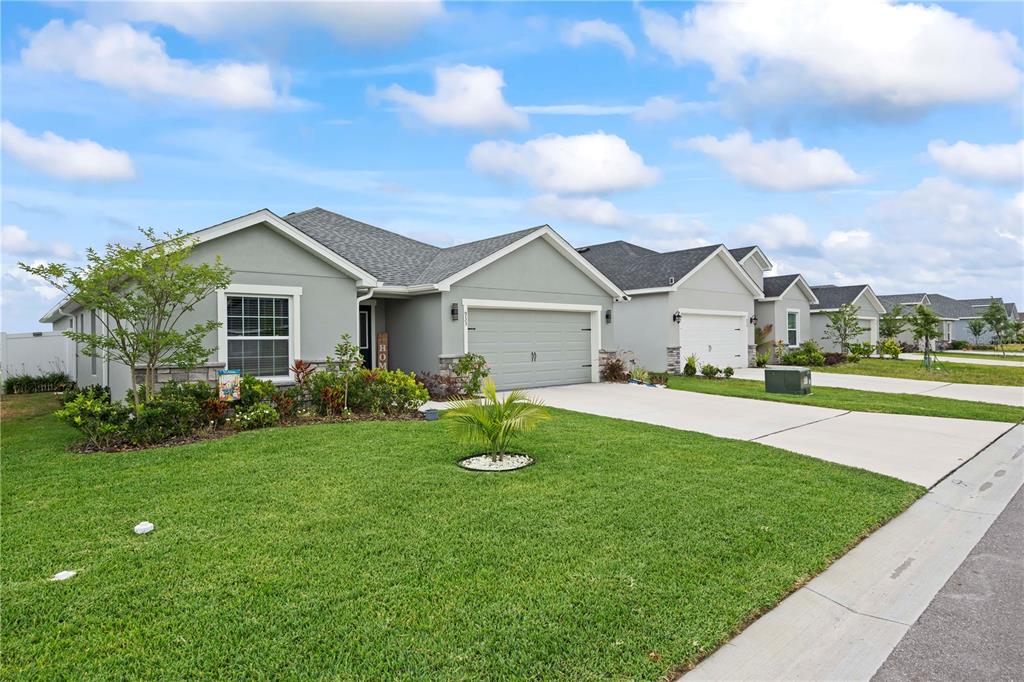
[42,207,626,397]
[577,241,764,373]
[727,246,819,351]
[808,284,885,351]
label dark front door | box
[358,305,372,368]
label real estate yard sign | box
[218,369,241,402]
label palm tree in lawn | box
[443,378,550,461]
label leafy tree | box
[443,377,549,461]
[878,304,907,341]
[967,319,987,346]
[981,300,1012,353]
[325,333,365,412]
[823,303,868,356]
[20,228,233,410]
[907,304,941,367]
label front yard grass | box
[2,398,922,680]
[667,376,1023,423]
[934,351,1024,363]
[816,357,1024,386]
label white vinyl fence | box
[0,331,76,384]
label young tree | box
[823,303,868,356]
[326,333,364,411]
[907,304,941,367]
[981,300,1012,353]
[967,319,986,347]
[878,303,907,341]
[20,228,233,409]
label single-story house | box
[756,274,819,351]
[809,284,885,351]
[876,293,945,348]
[42,207,626,397]
[577,241,764,372]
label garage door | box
[678,312,745,369]
[467,308,592,389]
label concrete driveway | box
[526,383,1013,487]
[732,367,1024,407]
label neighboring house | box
[877,293,938,348]
[577,241,764,372]
[41,208,625,397]
[809,284,885,351]
[953,296,1011,343]
[756,274,819,351]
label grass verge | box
[816,358,1024,386]
[933,352,1024,363]
[2,398,922,679]
[666,376,1022,423]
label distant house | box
[808,284,885,351]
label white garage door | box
[678,312,745,369]
[467,308,593,389]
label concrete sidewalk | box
[732,367,1024,407]
[903,352,1023,367]
[526,383,1012,487]
[683,425,1024,681]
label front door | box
[358,305,372,368]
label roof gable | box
[811,283,885,314]
[729,245,772,271]
[762,274,818,303]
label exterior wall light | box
[749,314,758,325]
[605,309,612,324]
[451,303,459,321]
[672,311,682,324]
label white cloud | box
[1,120,136,181]
[681,131,867,191]
[373,65,527,131]
[927,140,1024,183]
[515,104,638,116]
[516,97,713,120]
[86,1,443,45]
[468,132,659,194]
[1,225,76,259]
[563,19,636,58]
[639,0,1022,113]
[22,20,281,108]
[528,194,627,227]
[823,229,873,253]
[735,214,819,254]
[632,96,710,122]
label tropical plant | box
[773,339,787,363]
[907,304,942,367]
[754,323,775,354]
[290,359,316,387]
[442,378,550,461]
[600,355,630,383]
[878,304,907,341]
[755,352,770,368]
[20,227,233,410]
[451,353,490,396]
[683,353,699,377]
[967,319,986,347]
[823,303,868,356]
[630,367,651,384]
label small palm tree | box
[442,378,550,461]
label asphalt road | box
[873,483,1024,681]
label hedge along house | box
[577,241,764,373]
[808,284,886,352]
[41,208,625,398]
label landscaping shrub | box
[823,352,846,366]
[878,338,902,359]
[228,403,279,431]
[755,352,770,368]
[354,369,428,415]
[899,341,919,353]
[630,367,651,384]
[600,355,630,383]
[723,366,734,378]
[683,353,698,377]
[849,342,874,360]
[271,386,301,418]
[700,364,721,378]
[55,394,131,450]
[451,353,490,396]
[417,371,462,400]
[128,396,202,446]
[239,375,275,408]
[782,340,825,367]
[60,384,110,406]
[202,397,229,426]
[949,340,969,350]
[156,381,217,431]
[649,371,668,385]
[4,371,73,395]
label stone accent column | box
[437,354,463,374]
[666,346,682,375]
[747,344,757,368]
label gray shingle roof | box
[762,274,800,298]
[284,207,543,286]
[877,293,929,313]
[923,293,971,319]
[810,284,870,310]
[577,241,720,290]
[729,246,757,262]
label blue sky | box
[2,0,1022,330]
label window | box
[90,310,98,375]
[787,311,799,346]
[226,296,290,377]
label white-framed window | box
[217,285,302,380]
[786,310,800,347]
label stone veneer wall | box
[666,346,682,374]
[747,344,756,368]
[133,362,226,394]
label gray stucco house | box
[809,284,885,351]
[577,241,764,372]
[756,274,819,350]
[876,293,1019,345]
[42,207,626,398]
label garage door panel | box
[467,307,592,389]
[679,313,745,369]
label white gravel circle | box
[458,453,534,471]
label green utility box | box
[764,366,812,395]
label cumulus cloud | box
[86,1,443,45]
[735,214,820,255]
[681,131,867,191]
[823,229,873,253]
[563,19,635,58]
[639,0,1022,113]
[22,20,281,108]
[374,64,527,131]
[927,139,1024,183]
[1,225,76,259]
[1,120,136,181]
[528,194,626,227]
[468,132,659,194]
[632,96,710,123]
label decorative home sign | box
[218,369,241,402]
[376,331,389,370]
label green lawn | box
[817,357,1024,386]
[2,396,922,680]
[935,352,1024,363]
[667,376,1023,423]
